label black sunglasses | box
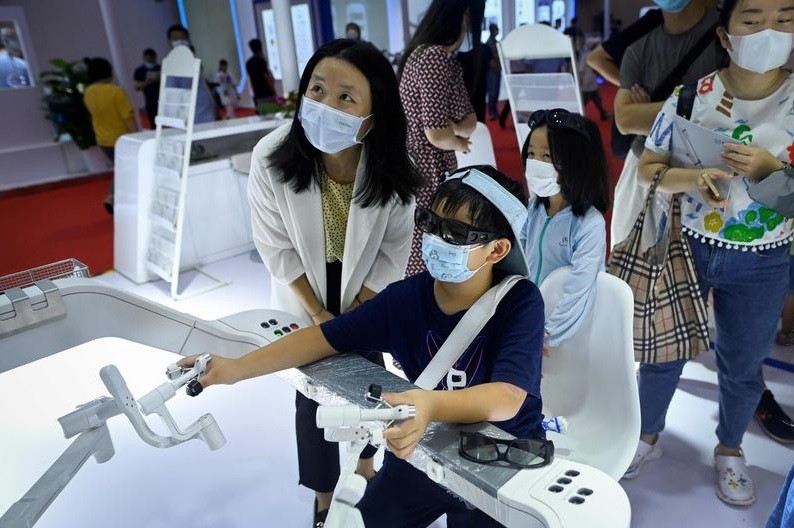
[459,431,554,469]
[414,208,498,246]
[527,108,590,141]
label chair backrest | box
[539,267,640,481]
[231,152,252,174]
[499,23,574,62]
[455,121,496,168]
[497,24,584,151]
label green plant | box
[255,90,299,118]
[40,58,96,149]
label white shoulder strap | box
[414,275,524,390]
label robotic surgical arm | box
[0,354,224,528]
[315,384,416,528]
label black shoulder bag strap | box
[675,83,698,120]
[651,24,717,102]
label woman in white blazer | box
[247,40,420,526]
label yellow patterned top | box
[321,171,354,263]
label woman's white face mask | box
[299,96,371,154]
[728,29,794,74]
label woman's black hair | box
[268,39,421,207]
[521,114,610,216]
[432,165,528,245]
[719,0,739,29]
[85,57,113,83]
[398,0,486,78]
[716,0,739,67]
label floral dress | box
[400,45,475,275]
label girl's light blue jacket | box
[520,196,607,347]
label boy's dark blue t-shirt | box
[320,271,546,439]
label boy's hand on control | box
[176,355,238,387]
[382,389,434,460]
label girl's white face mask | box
[728,29,794,74]
[525,159,561,197]
[299,96,371,154]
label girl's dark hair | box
[522,115,610,216]
[433,165,528,245]
[268,39,420,207]
[84,57,113,83]
[398,0,485,78]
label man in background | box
[165,24,216,123]
[578,36,610,121]
[563,17,584,54]
[484,23,501,121]
[345,22,362,41]
[133,48,160,129]
[245,38,276,108]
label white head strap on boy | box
[444,168,530,277]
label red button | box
[290,323,299,329]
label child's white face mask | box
[525,159,561,197]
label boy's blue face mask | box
[652,0,691,13]
[421,233,487,283]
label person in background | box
[776,248,794,347]
[215,59,238,120]
[83,57,138,215]
[520,109,609,353]
[398,0,482,276]
[554,19,562,31]
[459,37,491,122]
[630,0,794,503]
[0,40,29,88]
[768,462,794,527]
[247,39,421,527]
[166,24,216,123]
[587,8,664,87]
[611,18,624,35]
[563,17,584,54]
[133,48,160,129]
[485,23,501,121]
[579,36,611,121]
[246,38,276,108]
[611,0,720,246]
[345,22,362,41]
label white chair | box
[539,267,640,481]
[455,121,496,168]
[231,151,252,174]
[497,24,584,150]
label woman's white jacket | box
[247,124,415,322]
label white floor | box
[4,252,793,527]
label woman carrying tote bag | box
[619,0,794,507]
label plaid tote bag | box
[608,169,710,363]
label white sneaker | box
[622,438,663,480]
[714,449,755,506]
